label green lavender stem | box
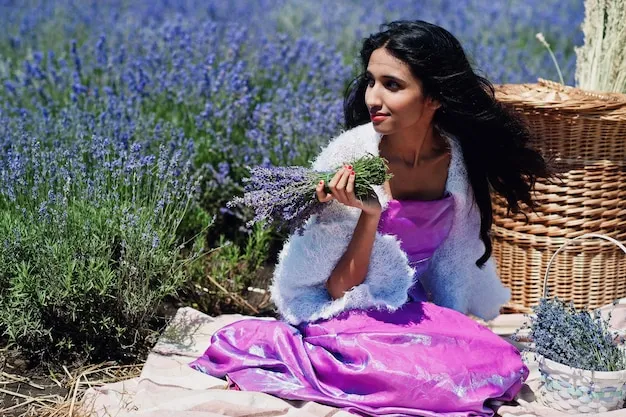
[315,154,392,198]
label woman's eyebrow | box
[365,71,405,83]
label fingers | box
[315,180,333,203]
[328,167,346,202]
[329,165,354,205]
[334,168,349,202]
[316,165,378,214]
[327,168,342,201]
[345,169,356,203]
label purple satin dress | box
[190,196,529,417]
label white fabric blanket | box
[83,302,626,417]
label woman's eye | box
[386,81,400,90]
[365,77,400,90]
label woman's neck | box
[380,124,447,168]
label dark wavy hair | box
[344,20,552,268]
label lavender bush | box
[516,298,626,372]
[0,0,585,85]
[0,0,587,360]
[0,101,205,362]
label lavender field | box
[0,0,584,362]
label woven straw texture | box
[493,79,626,312]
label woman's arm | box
[325,211,381,299]
[315,165,383,300]
[270,125,414,325]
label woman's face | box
[364,47,439,135]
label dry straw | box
[0,362,141,417]
[535,33,565,85]
[575,0,626,92]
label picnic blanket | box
[83,302,626,417]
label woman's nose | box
[365,84,382,109]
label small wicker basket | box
[537,354,626,413]
[493,79,626,312]
[534,233,626,413]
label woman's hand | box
[315,164,382,217]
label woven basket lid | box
[495,78,626,119]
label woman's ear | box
[425,96,442,111]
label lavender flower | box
[514,297,626,372]
[0,0,588,362]
[228,154,391,235]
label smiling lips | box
[370,112,389,123]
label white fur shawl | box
[269,122,510,325]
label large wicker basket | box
[493,79,626,312]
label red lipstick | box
[370,113,389,123]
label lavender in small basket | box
[515,297,626,372]
[227,153,392,235]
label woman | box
[191,20,549,416]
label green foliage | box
[183,223,275,316]
[0,181,208,363]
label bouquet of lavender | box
[227,153,391,235]
[515,297,626,372]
